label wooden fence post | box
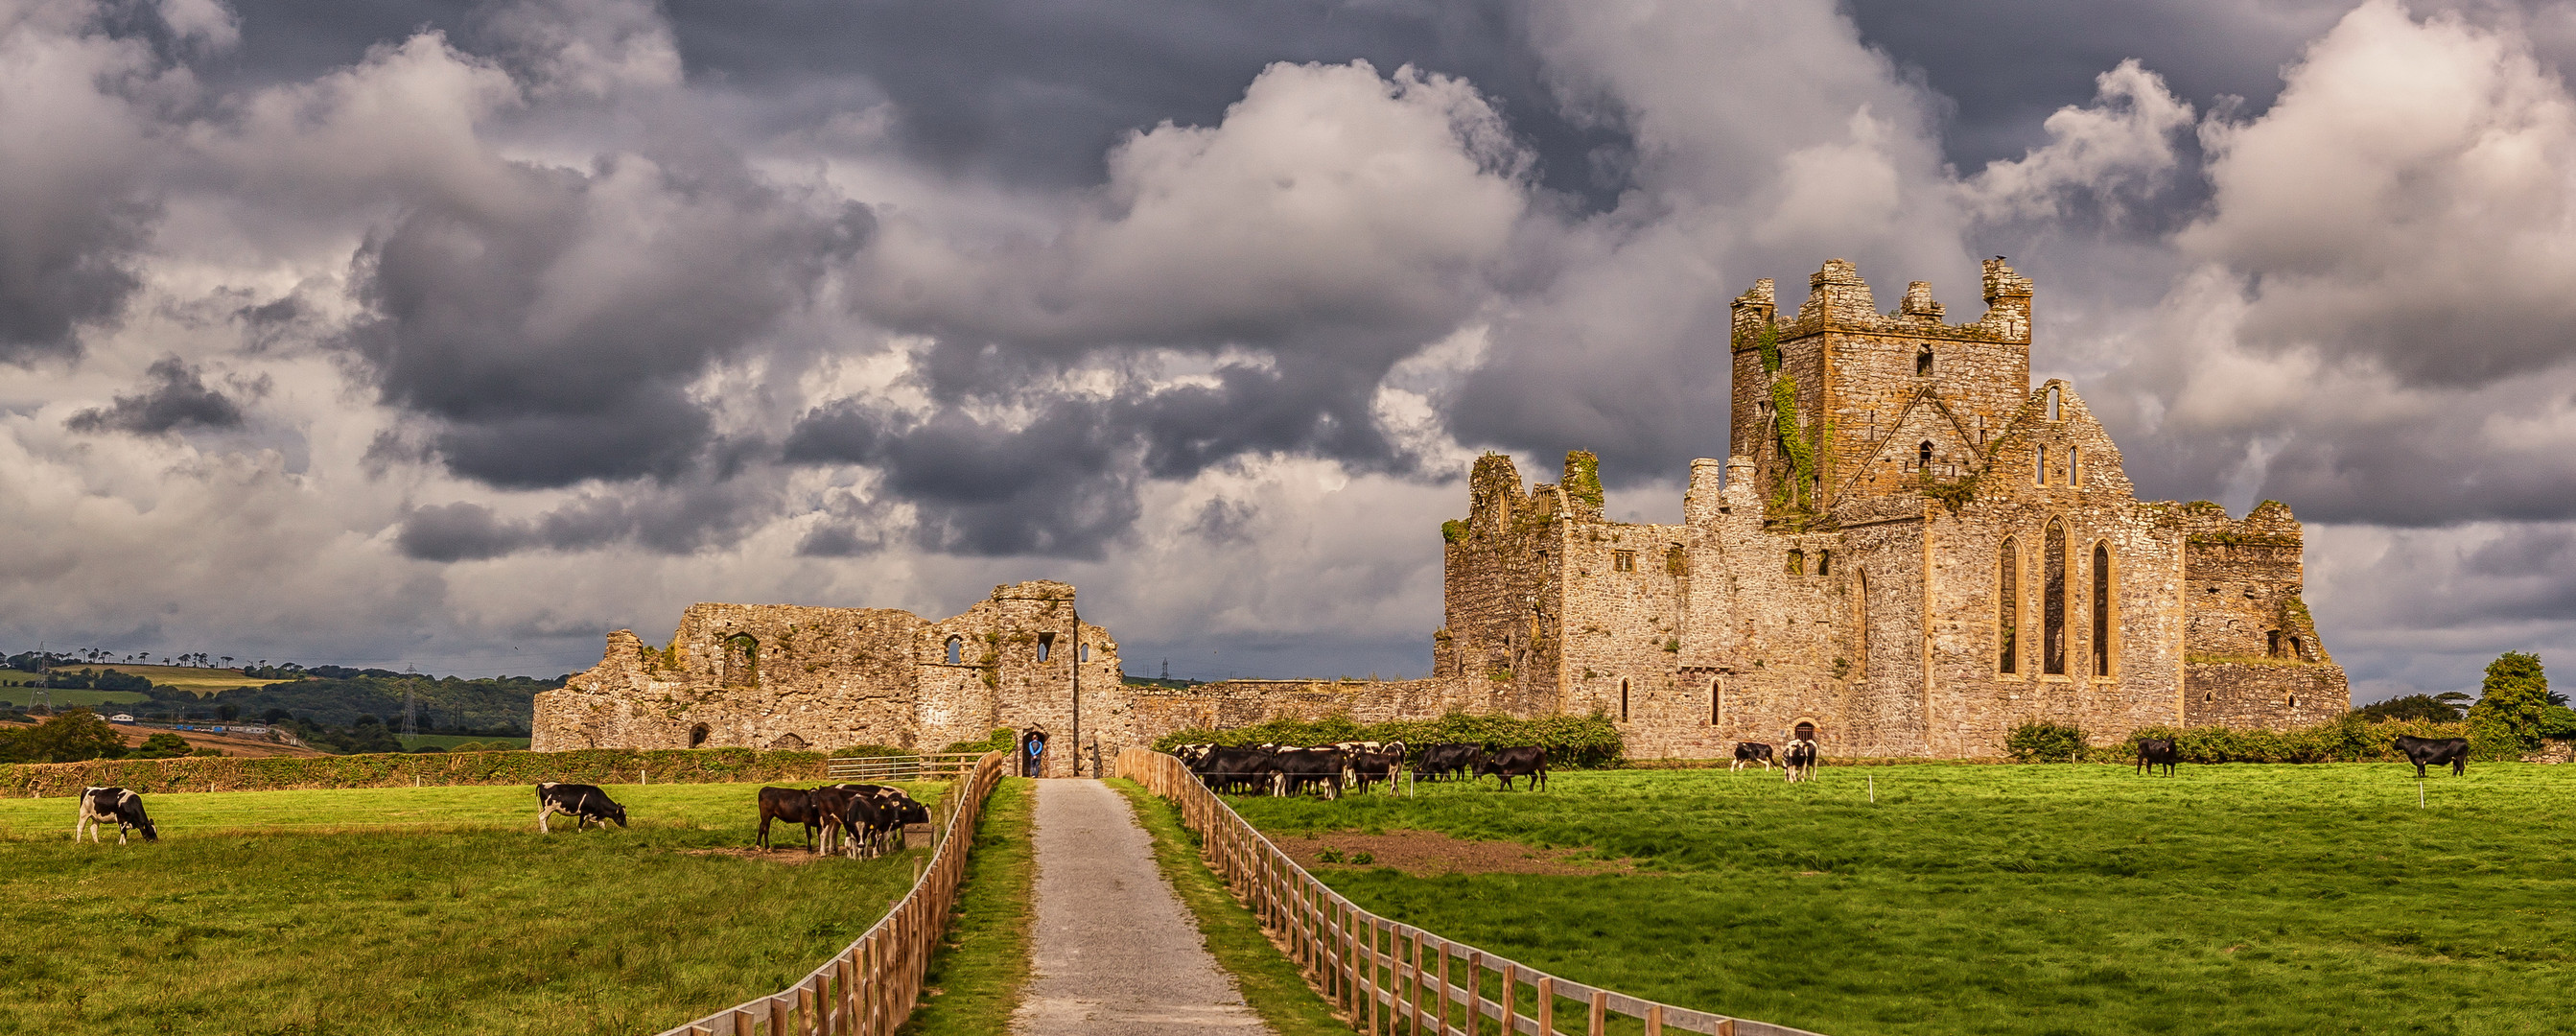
[1500,962,1516,1036]
[1535,976,1553,1036]
[1588,989,1607,1036]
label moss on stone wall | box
[1562,451,1604,512]
[1440,519,1467,543]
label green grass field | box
[0,781,949,1034]
[1224,764,2576,1036]
[0,688,152,708]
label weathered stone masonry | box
[534,260,2344,761]
[531,581,1125,777]
[1435,259,2347,756]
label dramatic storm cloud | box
[5,0,2575,699]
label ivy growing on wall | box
[1562,451,1605,512]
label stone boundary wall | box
[0,746,830,797]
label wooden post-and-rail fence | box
[1116,748,1831,1036]
[651,749,1010,1036]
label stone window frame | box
[2091,540,2117,678]
[723,633,759,688]
[2034,444,2048,486]
[943,636,963,665]
[1612,550,1637,573]
[1998,535,2022,676]
[1786,549,1806,576]
[2042,519,2069,677]
[1916,344,1934,376]
[1816,550,1833,576]
[1037,631,1055,662]
[1665,546,1687,576]
[2069,446,2082,487]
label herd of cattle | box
[1171,741,1556,797]
[59,733,2492,847]
[70,780,932,858]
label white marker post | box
[2420,780,2425,808]
[1868,776,1875,804]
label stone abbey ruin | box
[534,259,2344,765]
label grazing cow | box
[1196,747,1276,795]
[1781,739,1818,784]
[1274,749,1347,799]
[831,784,930,856]
[74,787,156,844]
[1415,742,1480,782]
[2135,738,2180,777]
[1347,750,1402,794]
[1475,746,1549,790]
[535,783,627,833]
[809,786,888,859]
[756,786,825,851]
[1732,742,1775,772]
[2395,735,2471,778]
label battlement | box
[1730,258,2033,346]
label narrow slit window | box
[1079,643,1090,662]
[1711,679,1723,725]
[1998,537,2020,673]
[1817,550,1832,576]
[2047,386,2061,420]
[2070,447,2081,487]
[2035,446,2048,485]
[2043,521,2067,675]
[1852,569,1869,680]
[1620,678,1630,721]
[2092,543,2113,676]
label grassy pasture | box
[0,780,948,1034]
[0,688,152,708]
[42,664,295,695]
[1227,764,2576,1036]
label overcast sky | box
[6,0,2574,699]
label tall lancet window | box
[1998,538,2019,673]
[2043,521,2068,675]
[2093,543,2115,676]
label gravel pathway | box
[1009,779,1273,1035]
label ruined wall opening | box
[1817,550,1832,576]
[1916,344,1933,376]
[1613,550,1636,572]
[1666,546,1687,576]
[1038,632,1054,662]
[2092,542,2114,676]
[1998,537,2020,673]
[944,636,962,665]
[2287,636,2303,660]
[723,634,758,688]
[2267,630,2283,657]
[1918,440,1932,470]
[689,723,710,747]
[2043,521,2067,675]
[1786,549,1805,576]
[1851,569,1869,680]
[2047,386,2061,420]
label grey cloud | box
[343,157,873,488]
[65,357,255,435]
[0,7,164,361]
[393,478,783,561]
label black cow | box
[1781,739,1818,784]
[1347,750,1402,794]
[830,783,930,856]
[1415,742,1480,782]
[757,786,824,851]
[2396,735,2471,778]
[2135,738,2179,776]
[75,787,156,844]
[536,783,627,833]
[1275,749,1347,798]
[1196,747,1276,795]
[1732,742,1775,772]
[1476,745,1549,790]
[810,786,888,859]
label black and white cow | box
[75,787,156,844]
[2395,735,2471,778]
[1274,749,1347,799]
[535,782,627,833]
[1781,739,1819,784]
[1732,742,1775,772]
[826,783,930,857]
[2135,738,2180,776]
[1415,743,1480,782]
[1476,745,1549,790]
